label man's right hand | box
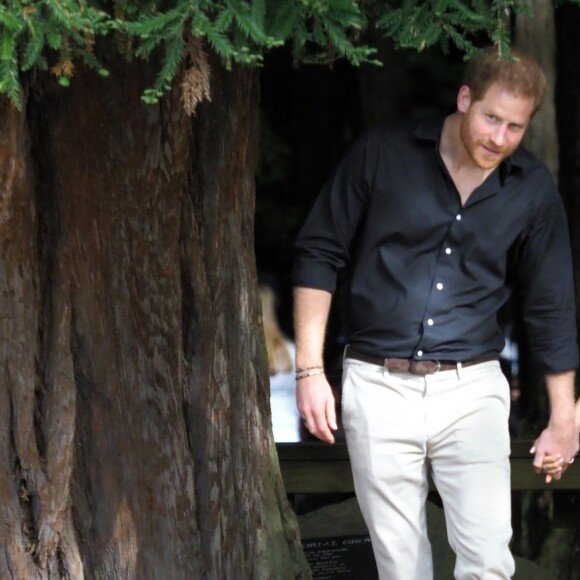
[296,373,337,444]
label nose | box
[490,125,508,147]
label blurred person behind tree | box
[260,284,301,442]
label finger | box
[530,439,545,466]
[310,411,334,444]
[545,467,563,482]
[532,448,544,470]
[315,424,334,444]
[533,456,544,470]
[542,455,563,470]
[319,412,335,443]
[301,412,316,435]
[303,417,326,442]
[543,465,562,476]
[326,397,337,431]
[542,453,563,463]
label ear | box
[457,85,472,114]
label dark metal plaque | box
[302,535,378,579]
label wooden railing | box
[277,440,580,530]
[276,440,580,493]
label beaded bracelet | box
[295,369,325,381]
[295,365,324,373]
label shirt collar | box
[413,111,535,175]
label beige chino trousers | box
[342,358,515,580]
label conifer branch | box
[0,0,575,110]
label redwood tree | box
[1,53,312,577]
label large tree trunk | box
[0,52,309,578]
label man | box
[292,47,579,580]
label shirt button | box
[445,247,452,255]
[456,214,462,221]
[417,350,424,357]
[427,319,434,326]
[436,282,444,290]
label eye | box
[486,114,498,122]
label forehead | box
[475,82,534,123]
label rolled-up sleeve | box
[292,133,376,293]
[516,175,578,373]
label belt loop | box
[383,358,390,377]
[343,344,349,365]
[456,361,463,380]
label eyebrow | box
[485,111,527,130]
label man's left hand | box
[531,423,579,483]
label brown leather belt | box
[345,346,498,376]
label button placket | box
[415,211,461,360]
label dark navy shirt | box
[292,114,578,374]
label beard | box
[459,115,512,171]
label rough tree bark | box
[0,52,309,579]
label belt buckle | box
[412,360,441,375]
